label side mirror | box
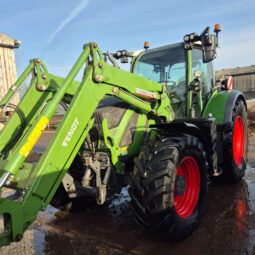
[183,25,220,63]
[201,34,217,63]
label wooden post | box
[0,33,21,108]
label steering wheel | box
[164,81,182,105]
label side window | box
[164,60,186,88]
[192,48,215,101]
[133,44,187,118]
[133,62,160,83]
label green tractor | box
[0,24,248,246]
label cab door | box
[191,47,215,117]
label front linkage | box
[0,42,172,246]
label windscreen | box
[133,43,187,117]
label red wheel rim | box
[233,116,244,166]
[174,157,200,219]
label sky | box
[1,0,255,79]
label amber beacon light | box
[214,24,221,33]
[144,41,149,50]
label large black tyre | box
[129,135,208,240]
[221,99,248,182]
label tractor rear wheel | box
[129,135,208,240]
[222,99,248,182]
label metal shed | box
[216,66,255,100]
[0,33,20,105]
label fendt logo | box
[62,118,79,147]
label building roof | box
[216,65,255,79]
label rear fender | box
[203,89,246,125]
[222,90,247,124]
[203,89,247,167]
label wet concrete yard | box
[0,134,255,255]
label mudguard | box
[151,118,218,176]
[203,89,247,125]
[223,90,247,124]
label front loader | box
[0,24,248,246]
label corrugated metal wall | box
[232,74,255,99]
[0,33,19,105]
[216,66,255,100]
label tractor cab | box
[132,43,215,118]
[132,25,220,118]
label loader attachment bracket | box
[0,198,23,246]
[89,42,105,83]
[33,59,52,92]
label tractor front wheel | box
[129,135,208,240]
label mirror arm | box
[200,26,210,37]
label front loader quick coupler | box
[0,198,24,246]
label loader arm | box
[0,42,172,246]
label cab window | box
[192,48,215,103]
[133,43,187,117]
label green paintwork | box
[184,49,203,116]
[187,50,192,116]
[124,113,149,155]
[0,199,23,245]
[0,160,34,190]
[202,90,229,125]
[102,108,135,174]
